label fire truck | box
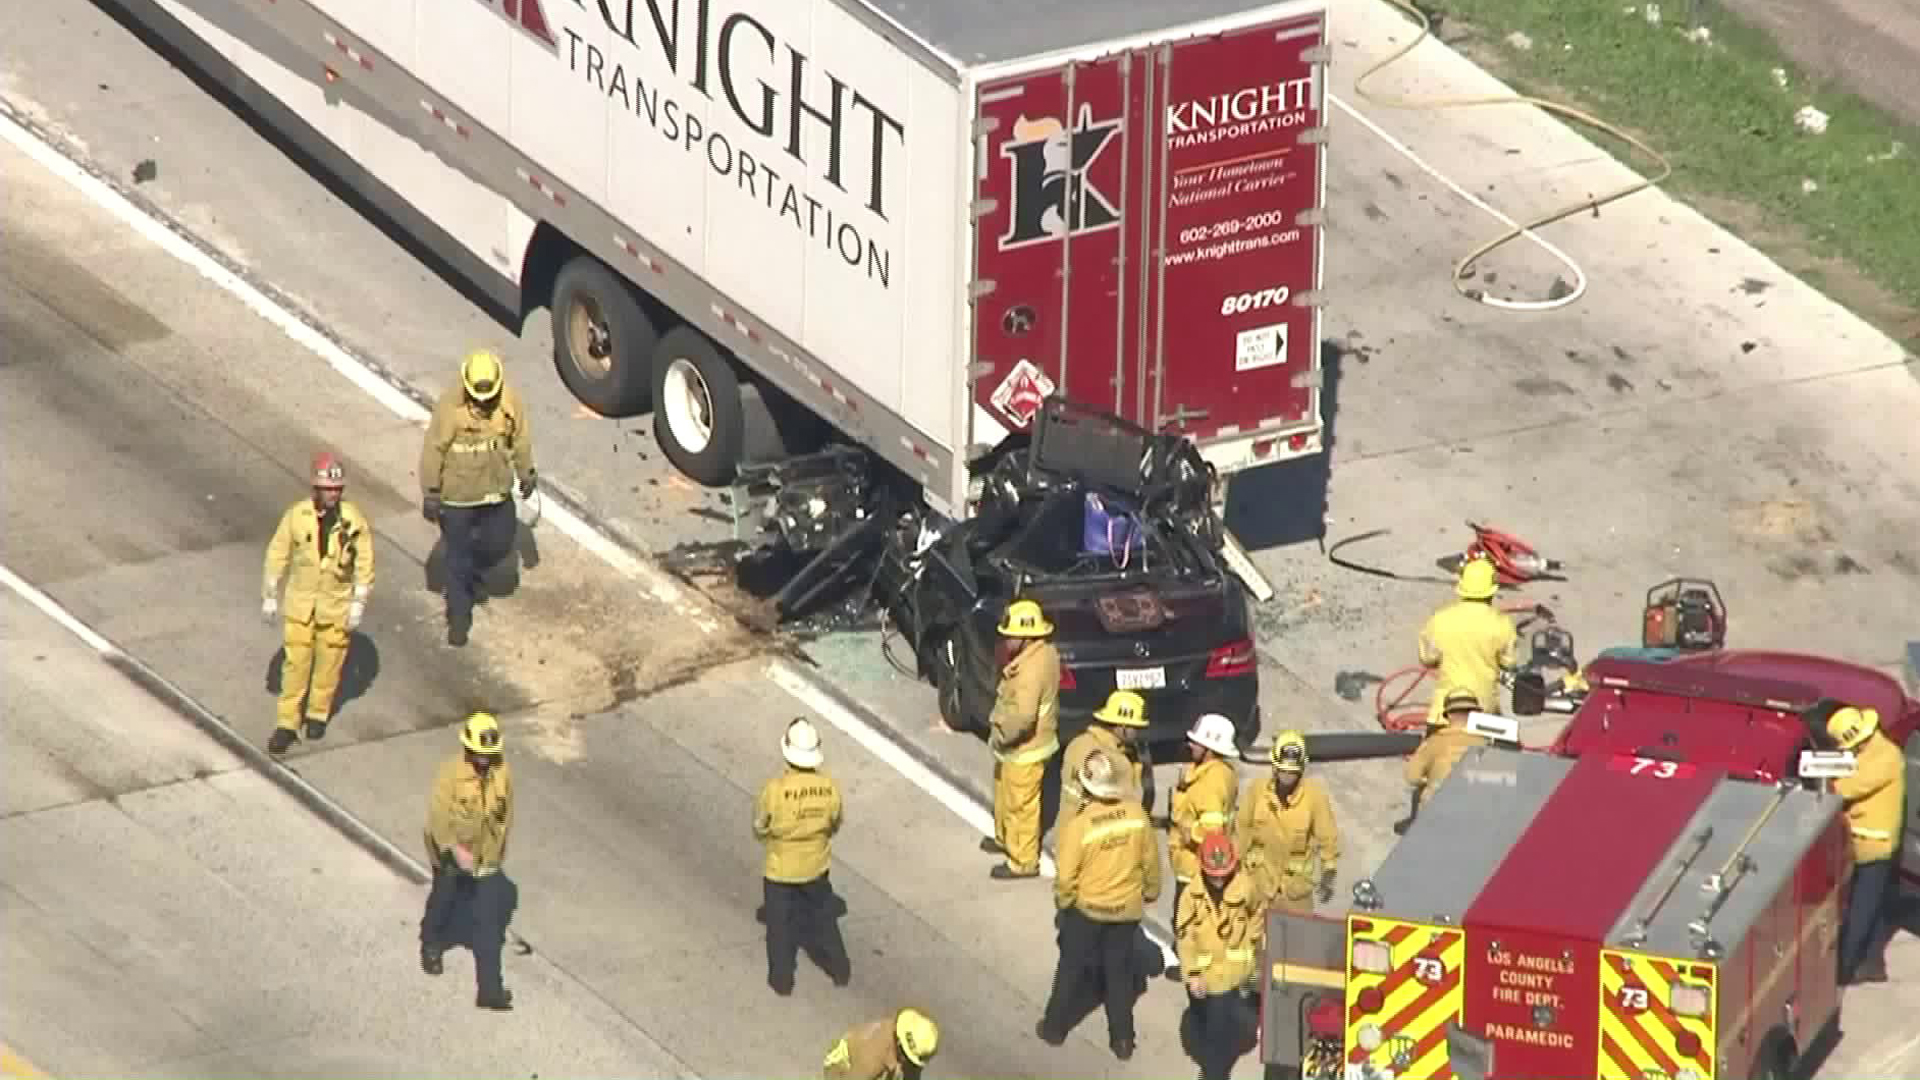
[1260,650,1920,1080]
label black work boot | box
[303,719,328,741]
[476,988,513,1011]
[267,728,297,754]
[1110,1038,1135,1061]
[979,837,1004,855]
[447,621,469,647]
[421,947,444,976]
[1391,816,1415,836]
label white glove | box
[346,600,365,631]
[261,596,278,622]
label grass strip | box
[1418,0,1920,341]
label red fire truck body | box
[1261,748,1850,1080]
[1260,654,1920,1080]
[1552,653,1919,790]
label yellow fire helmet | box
[461,348,505,402]
[1827,706,1880,751]
[1271,729,1309,772]
[895,1008,939,1066]
[460,711,504,755]
[1456,557,1499,600]
[1093,690,1149,728]
[996,598,1054,638]
[1434,688,1482,727]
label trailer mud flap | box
[1345,916,1466,1079]
[1597,949,1717,1080]
[1260,909,1346,1077]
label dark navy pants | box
[762,874,850,993]
[439,501,516,629]
[1041,909,1140,1045]
[1840,857,1895,982]
[421,866,517,999]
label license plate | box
[1115,666,1165,690]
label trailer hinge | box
[1297,127,1331,146]
[1292,289,1328,308]
[973,115,1002,137]
[1295,208,1326,229]
[1161,405,1210,430]
[970,197,999,221]
[1301,44,1334,63]
[967,361,995,382]
[1291,368,1324,390]
[969,280,997,301]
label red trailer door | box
[971,51,1147,439]
[1149,15,1326,444]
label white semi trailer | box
[110,0,1330,589]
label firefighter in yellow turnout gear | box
[1170,713,1239,923]
[1393,688,1489,836]
[1177,831,1259,1080]
[822,1008,939,1079]
[1418,557,1518,723]
[420,349,536,647]
[1057,690,1154,834]
[262,451,373,754]
[1831,706,1906,984]
[1039,750,1162,1060]
[755,718,849,995]
[982,600,1060,879]
[420,713,517,1010]
[1236,731,1340,918]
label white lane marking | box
[0,105,716,635]
[0,561,431,876]
[768,660,1180,968]
[0,558,704,1080]
[0,564,117,654]
[1325,92,1586,283]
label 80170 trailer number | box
[1219,285,1291,316]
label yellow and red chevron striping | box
[1346,918,1467,1079]
[1598,948,1715,1079]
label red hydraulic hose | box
[1373,601,1546,733]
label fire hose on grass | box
[1354,0,1673,312]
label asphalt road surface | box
[0,135,1221,1079]
[0,586,689,1078]
[3,0,1919,1075]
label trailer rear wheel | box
[651,327,742,485]
[551,257,655,416]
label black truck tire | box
[651,327,747,485]
[551,256,656,416]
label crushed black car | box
[733,399,1260,751]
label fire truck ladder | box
[1685,784,1793,958]
[1621,825,1714,949]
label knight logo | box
[473,0,558,52]
[998,105,1122,250]
[989,359,1056,428]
